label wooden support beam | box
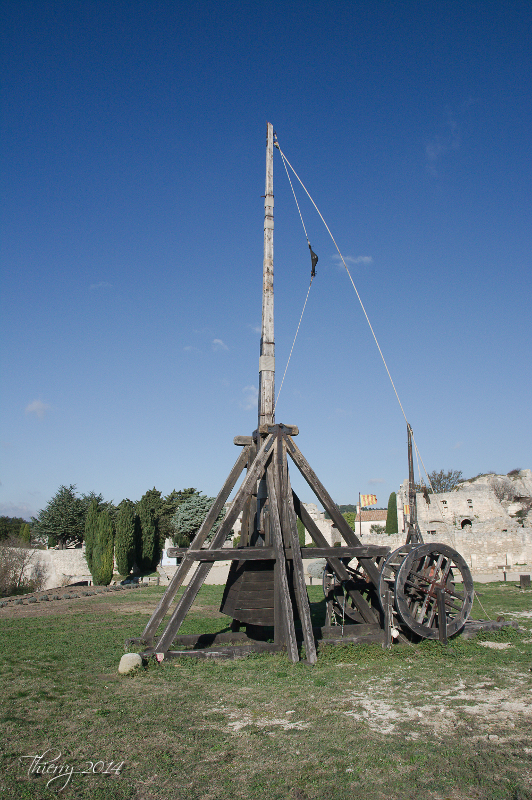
[383,589,393,649]
[278,433,317,665]
[300,546,391,559]
[183,548,275,561]
[234,435,253,446]
[437,588,448,645]
[147,435,275,652]
[292,490,380,624]
[141,445,252,643]
[156,642,285,660]
[266,461,299,662]
[285,434,381,586]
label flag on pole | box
[360,494,377,507]
[404,504,410,516]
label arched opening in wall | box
[461,519,473,530]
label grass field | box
[0,582,531,800]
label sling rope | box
[273,137,316,412]
[274,139,409,427]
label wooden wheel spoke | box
[394,544,474,640]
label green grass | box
[0,582,531,799]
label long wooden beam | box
[292,490,379,624]
[285,434,381,586]
[278,434,317,664]
[141,445,252,642]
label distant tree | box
[158,489,198,544]
[31,485,86,548]
[417,470,463,494]
[84,498,100,573]
[370,524,386,534]
[171,494,226,547]
[385,492,398,534]
[297,518,306,547]
[19,523,31,543]
[0,536,48,597]
[136,489,167,572]
[92,509,114,585]
[342,512,356,531]
[0,517,29,541]
[115,499,139,576]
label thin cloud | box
[183,345,201,353]
[425,106,461,176]
[452,441,463,450]
[241,385,258,411]
[248,324,261,334]
[368,478,385,485]
[212,339,229,352]
[89,281,113,290]
[332,254,373,269]
[25,400,51,419]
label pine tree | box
[385,492,398,534]
[92,509,114,585]
[31,485,86,548]
[84,498,100,573]
[172,494,226,546]
[115,499,138,577]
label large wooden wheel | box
[394,543,474,639]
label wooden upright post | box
[258,122,275,428]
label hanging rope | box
[274,139,410,427]
[274,275,313,412]
[272,134,317,411]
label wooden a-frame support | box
[131,423,390,664]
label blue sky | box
[1,0,531,520]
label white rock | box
[118,653,143,674]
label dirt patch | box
[0,587,142,619]
[340,676,532,738]
[478,641,514,650]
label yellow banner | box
[360,494,377,507]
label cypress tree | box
[93,509,115,585]
[84,498,100,573]
[19,523,31,543]
[115,500,137,577]
[137,497,156,573]
[385,492,398,534]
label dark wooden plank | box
[384,589,393,649]
[186,548,275,561]
[300,547,391,559]
[141,445,251,642]
[169,631,252,646]
[266,462,299,662]
[317,631,385,647]
[234,436,253,446]
[156,642,285,660]
[285,435,381,586]
[152,435,276,653]
[437,588,448,645]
